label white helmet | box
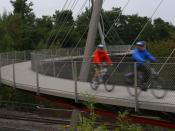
[97,44,104,48]
[136,41,146,46]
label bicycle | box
[124,64,167,99]
[90,63,115,92]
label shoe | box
[140,83,148,91]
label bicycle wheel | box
[151,78,167,99]
[104,84,115,92]
[124,74,142,96]
[90,79,99,90]
[126,85,142,97]
[102,74,115,92]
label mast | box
[79,0,103,81]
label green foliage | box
[76,8,91,35]
[114,111,142,131]
[76,94,143,131]
[53,10,74,27]
[0,85,56,108]
[10,0,35,23]
[36,40,47,49]
[77,94,97,130]
[147,40,175,57]
[0,0,175,52]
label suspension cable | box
[105,0,130,38]
[49,0,79,47]
[106,0,165,84]
[101,0,130,45]
[56,0,90,77]
[45,0,69,45]
[59,0,88,48]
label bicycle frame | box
[90,64,115,92]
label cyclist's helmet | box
[136,41,146,46]
[97,44,104,48]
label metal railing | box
[1,49,175,112]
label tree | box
[10,0,35,24]
[76,8,91,35]
[102,7,124,45]
[53,10,74,27]
[9,0,36,50]
[48,10,76,48]
[152,18,172,41]
[34,16,53,48]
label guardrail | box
[1,49,175,112]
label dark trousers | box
[137,64,151,83]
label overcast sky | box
[0,0,175,25]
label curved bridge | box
[1,48,175,113]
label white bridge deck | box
[1,61,175,113]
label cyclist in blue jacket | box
[132,41,156,89]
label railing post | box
[14,51,17,63]
[12,59,16,89]
[72,61,78,103]
[36,54,40,95]
[24,50,26,61]
[52,57,56,77]
[134,62,138,112]
[7,52,8,65]
[36,70,39,95]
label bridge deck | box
[1,61,175,113]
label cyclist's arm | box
[145,50,156,62]
[104,51,112,65]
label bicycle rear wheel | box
[151,78,167,99]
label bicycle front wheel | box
[104,84,115,92]
[102,74,115,92]
[151,78,167,99]
[90,80,99,90]
[126,85,142,97]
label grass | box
[0,85,57,109]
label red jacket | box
[92,49,112,64]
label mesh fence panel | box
[1,49,175,112]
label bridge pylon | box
[79,0,103,81]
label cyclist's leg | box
[137,65,151,91]
[142,64,151,83]
[137,65,149,83]
[92,64,100,81]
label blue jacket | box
[132,48,156,64]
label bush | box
[147,40,175,57]
[76,94,143,131]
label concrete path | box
[1,61,175,113]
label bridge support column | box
[79,0,103,81]
[98,21,107,50]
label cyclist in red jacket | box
[92,44,113,81]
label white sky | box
[0,0,175,25]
